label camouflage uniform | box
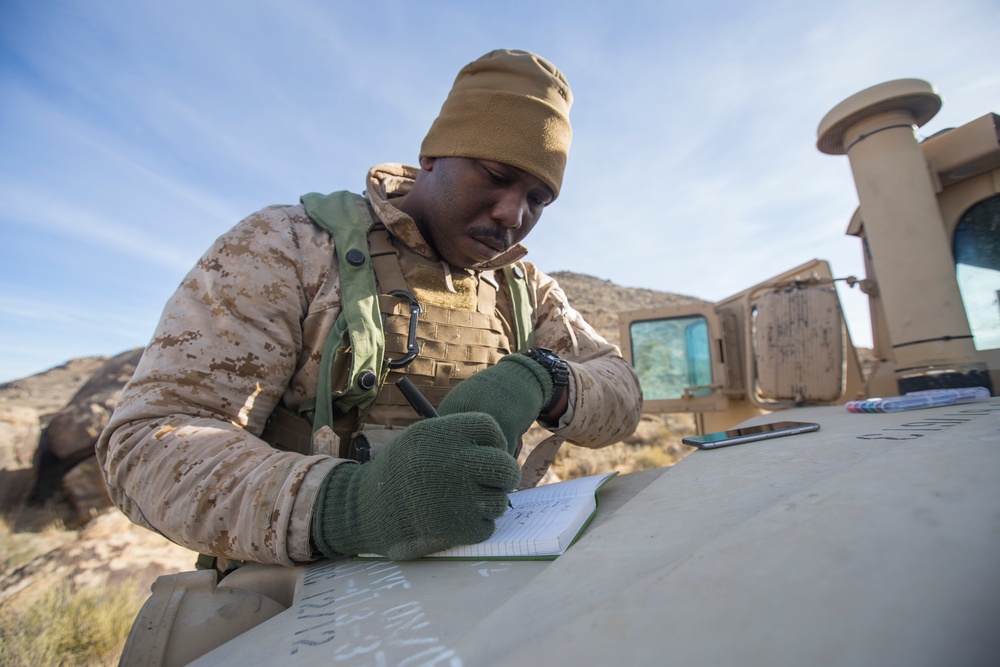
[97,163,642,566]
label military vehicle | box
[119,79,999,666]
[622,77,996,434]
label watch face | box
[533,349,551,363]
[529,347,555,367]
[529,348,569,387]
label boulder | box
[0,404,42,508]
[44,348,143,461]
[62,455,114,525]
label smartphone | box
[682,421,820,449]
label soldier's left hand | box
[438,353,552,456]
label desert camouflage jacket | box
[96,163,643,566]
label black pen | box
[395,376,439,418]
[395,377,513,509]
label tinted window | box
[954,195,1000,350]
[630,316,714,399]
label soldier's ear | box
[419,156,436,171]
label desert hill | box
[0,356,110,415]
[548,271,704,347]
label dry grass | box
[551,440,689,480]
[0,577,145,667]
[0,504,144,667]
[548,413,697,481]
[0,503,73,576]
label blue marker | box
[845,387,990,413]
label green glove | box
[311,412,521,560]
[438,354,553,456]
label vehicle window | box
[630,316,714,399]
[954,194,1000,350]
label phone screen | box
[682,421,820,449]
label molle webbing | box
[352,219,518,433]
[362,274,515,430]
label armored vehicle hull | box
[124,399,1000,666]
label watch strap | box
[526,347,569,416]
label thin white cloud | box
[0,291,154,334]
[3,187,202,273]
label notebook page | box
[426,472,616,558]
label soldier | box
[96,49,642,566]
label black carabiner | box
[386,290,422,368]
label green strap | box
[301,191,389,438]
[503,263,534,352]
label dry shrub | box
[0,504,72,576]
[0,519,38,577]
[548,413,697,482]
[1,504,142,666]
[0,578,145,667]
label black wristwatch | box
[526,347,570,417]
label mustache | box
[468,226,513,252]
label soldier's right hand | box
[310,412,521,560]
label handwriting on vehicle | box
[291,560,459,665]
[856,403,1000,441]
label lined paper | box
[422,472,617,559]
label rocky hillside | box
[0,356,110,415]
[549,271,705,348]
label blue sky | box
[1,0,997,382]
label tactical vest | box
[261,191,535,458]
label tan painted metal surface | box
[191,399,1000,666]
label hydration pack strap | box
[301,191,388,441]
[503,264,534,352]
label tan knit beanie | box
[420,49,573,199]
